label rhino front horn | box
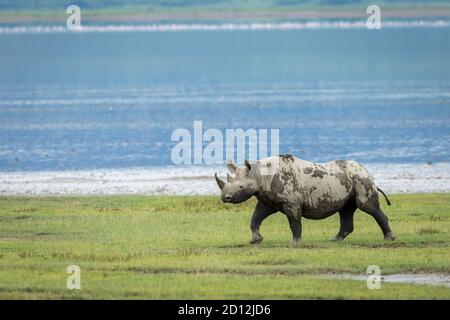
[215,173,225,190]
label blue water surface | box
[0,27,449,171]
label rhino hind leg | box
[332,200,357,241]
[356,192,396,241]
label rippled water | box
[1,82,449,171]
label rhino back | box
[255,155,307,205]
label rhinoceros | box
[214,155,396,244]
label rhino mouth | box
[221,195,232,203]
[221,192,253,204]
[221,195,239,203]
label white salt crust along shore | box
[1,163,449,196]
[1,21,450,34]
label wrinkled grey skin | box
[215,155,396,244]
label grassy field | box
[0,193,449,299]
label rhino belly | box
[302,196,350,220]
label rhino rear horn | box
[215,173,225,190]
[245,160,252,171]
[227,159,237,174]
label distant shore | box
[1,163,449,196]
[2,6,450,24]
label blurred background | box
[0,0,449,195]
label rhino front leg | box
[284,205,302,244]
[250,201,277,244]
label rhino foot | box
[331,235,345,241]
[249,233,263,244]
[384,232,396,241]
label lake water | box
[0,24,449,194]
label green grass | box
[0,193,449,299]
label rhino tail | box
[377,187,391,206]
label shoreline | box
[1,163,449,196]
[2,20,449,35]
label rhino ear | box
[215,173,225,190]
[227,173,234,183]
[245,160,252,171]
[227,159,237,174]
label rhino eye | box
[239,185,243,189]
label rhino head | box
[215,159,259,204]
